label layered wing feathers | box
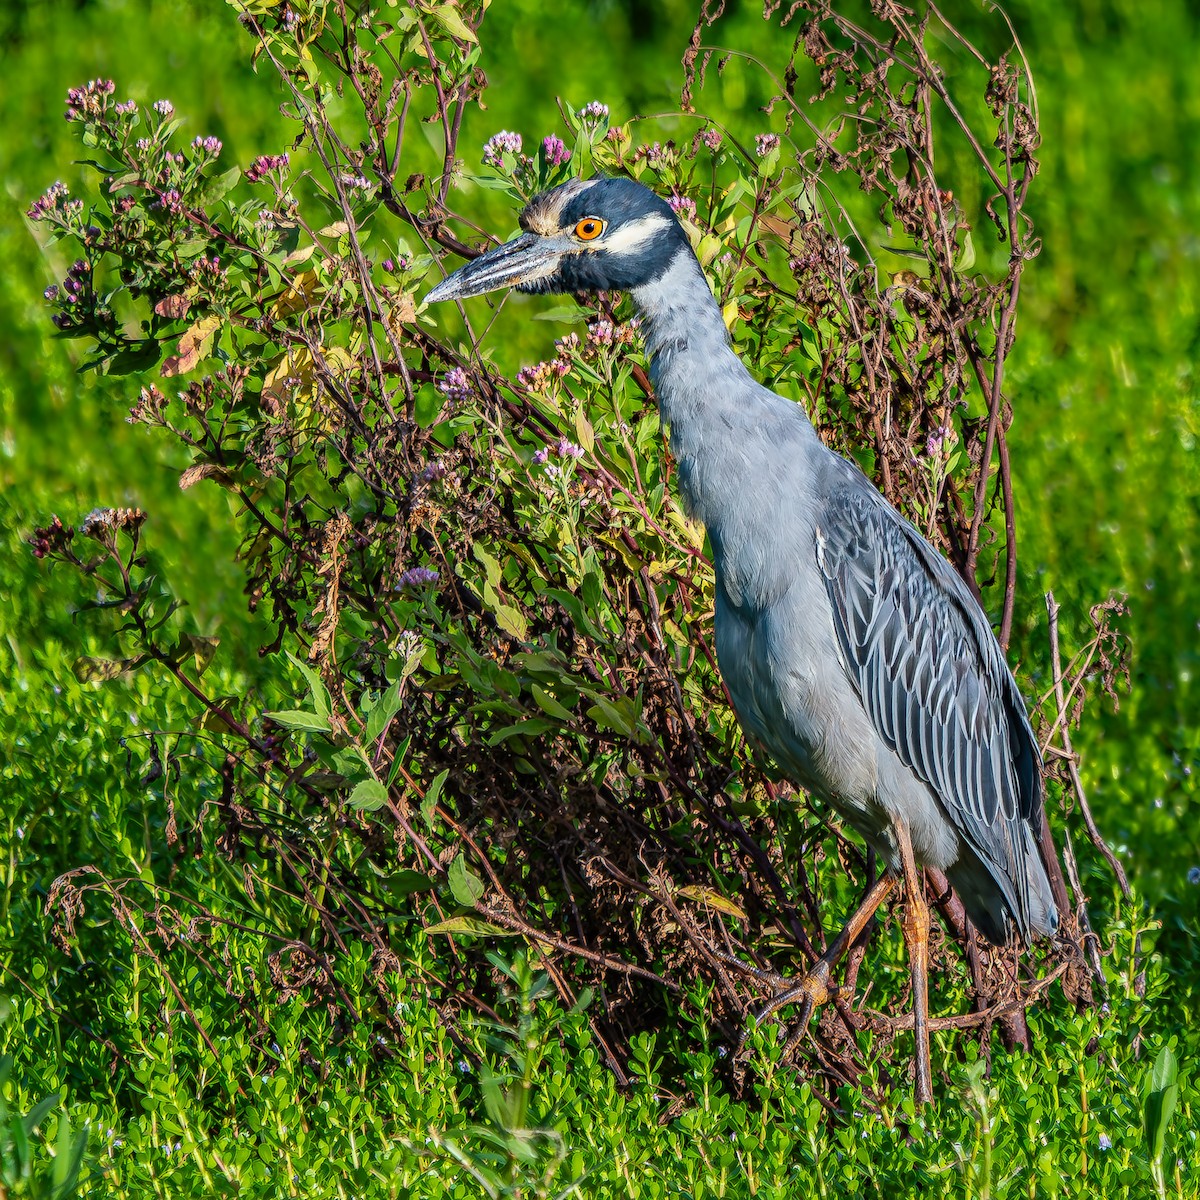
[815,478,1044,931]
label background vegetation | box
[0,0,1197,1195]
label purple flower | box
[588,319,615,347]
[755,133,780,158]
[26,181,70,221]
[1098,1133,1112,1152]
[192,135,223,157]
[669,194,697,221]
[542,135,571,167]
[246,153,289,183]
[155,189,184,216]
[532,448,549,466]
[925,424,954,458]
[482,130,522,167]
[397,567,439,588]
[555,438,584,460]
[339,173,372,193]
[1188,866,1200,885]
[64,79,115,121]
[114,99,137,116]
[578,101,609,125]
[701,128,722,152]
[153,99,174,118]
[43,285,59,301]
[438,366,471,403]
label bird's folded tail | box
[946,822,1059,947]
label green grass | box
[2,0,1199,1195]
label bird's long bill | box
[424,232,560,303]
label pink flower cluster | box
[532,438,585,471]
[27,181,80,222]
[191,136,223,157]
[669,194,697,221]
[397,567,439,587]
[29,516,73,560]
[516,359,570,391]
[924,424,955,458]
[578,100,609,125]
[482,131,522,166]
[755,133,781,157]
[543,135,571,167]
[588,319,615,347]
[65,79,115,121]
[701,128,722,152]
[438,367,472,403]
[246,153,289,183]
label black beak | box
[424,232,563,303]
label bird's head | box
[424,176,691,304]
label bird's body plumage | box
[426,175,1058,950]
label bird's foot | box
[714,951,838,1061]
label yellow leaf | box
[494,603,528,641]
[272,270,322,318]
[283,243,317,267]
[574,407,594,454]
[161,314,221,377]
[676,885,748,921]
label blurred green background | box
[1,0,1197,1191]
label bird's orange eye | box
[574,217,605,241]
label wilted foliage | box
[28,0,1124,1102]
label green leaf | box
[421,768,449,827]
[264,709,332,733]
[1144,1042,1179,1186]
[531,685,574,721]
[72,656,134,683]
[385,870,436,897]
[448,853,485,907]
[485,717,557,746]
[531,303,589,323]
[201,164,242,205]
[53,1109,88,1192]
[424,916,513,937]
[22,1093,58,1136]
[349,779,388,811]
[472,542,503,590]
[364,681,403,745]
[493,602,528,641]
[182,632,220,675]
[285,651,331,720]
[431,3,477,43]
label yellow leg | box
[894,818,932,1107]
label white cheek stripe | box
[595,212,674,255]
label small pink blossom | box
[482,130,522,167]
[542,135,571,167]
[669,194,696,221]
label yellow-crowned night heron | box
[425,176,1058,1104]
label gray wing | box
[814,475,1044,928]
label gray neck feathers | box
[631,248,748,430]
[629,247,819,538]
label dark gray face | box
[424,177,692,304]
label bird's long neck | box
[631,248,749,435]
